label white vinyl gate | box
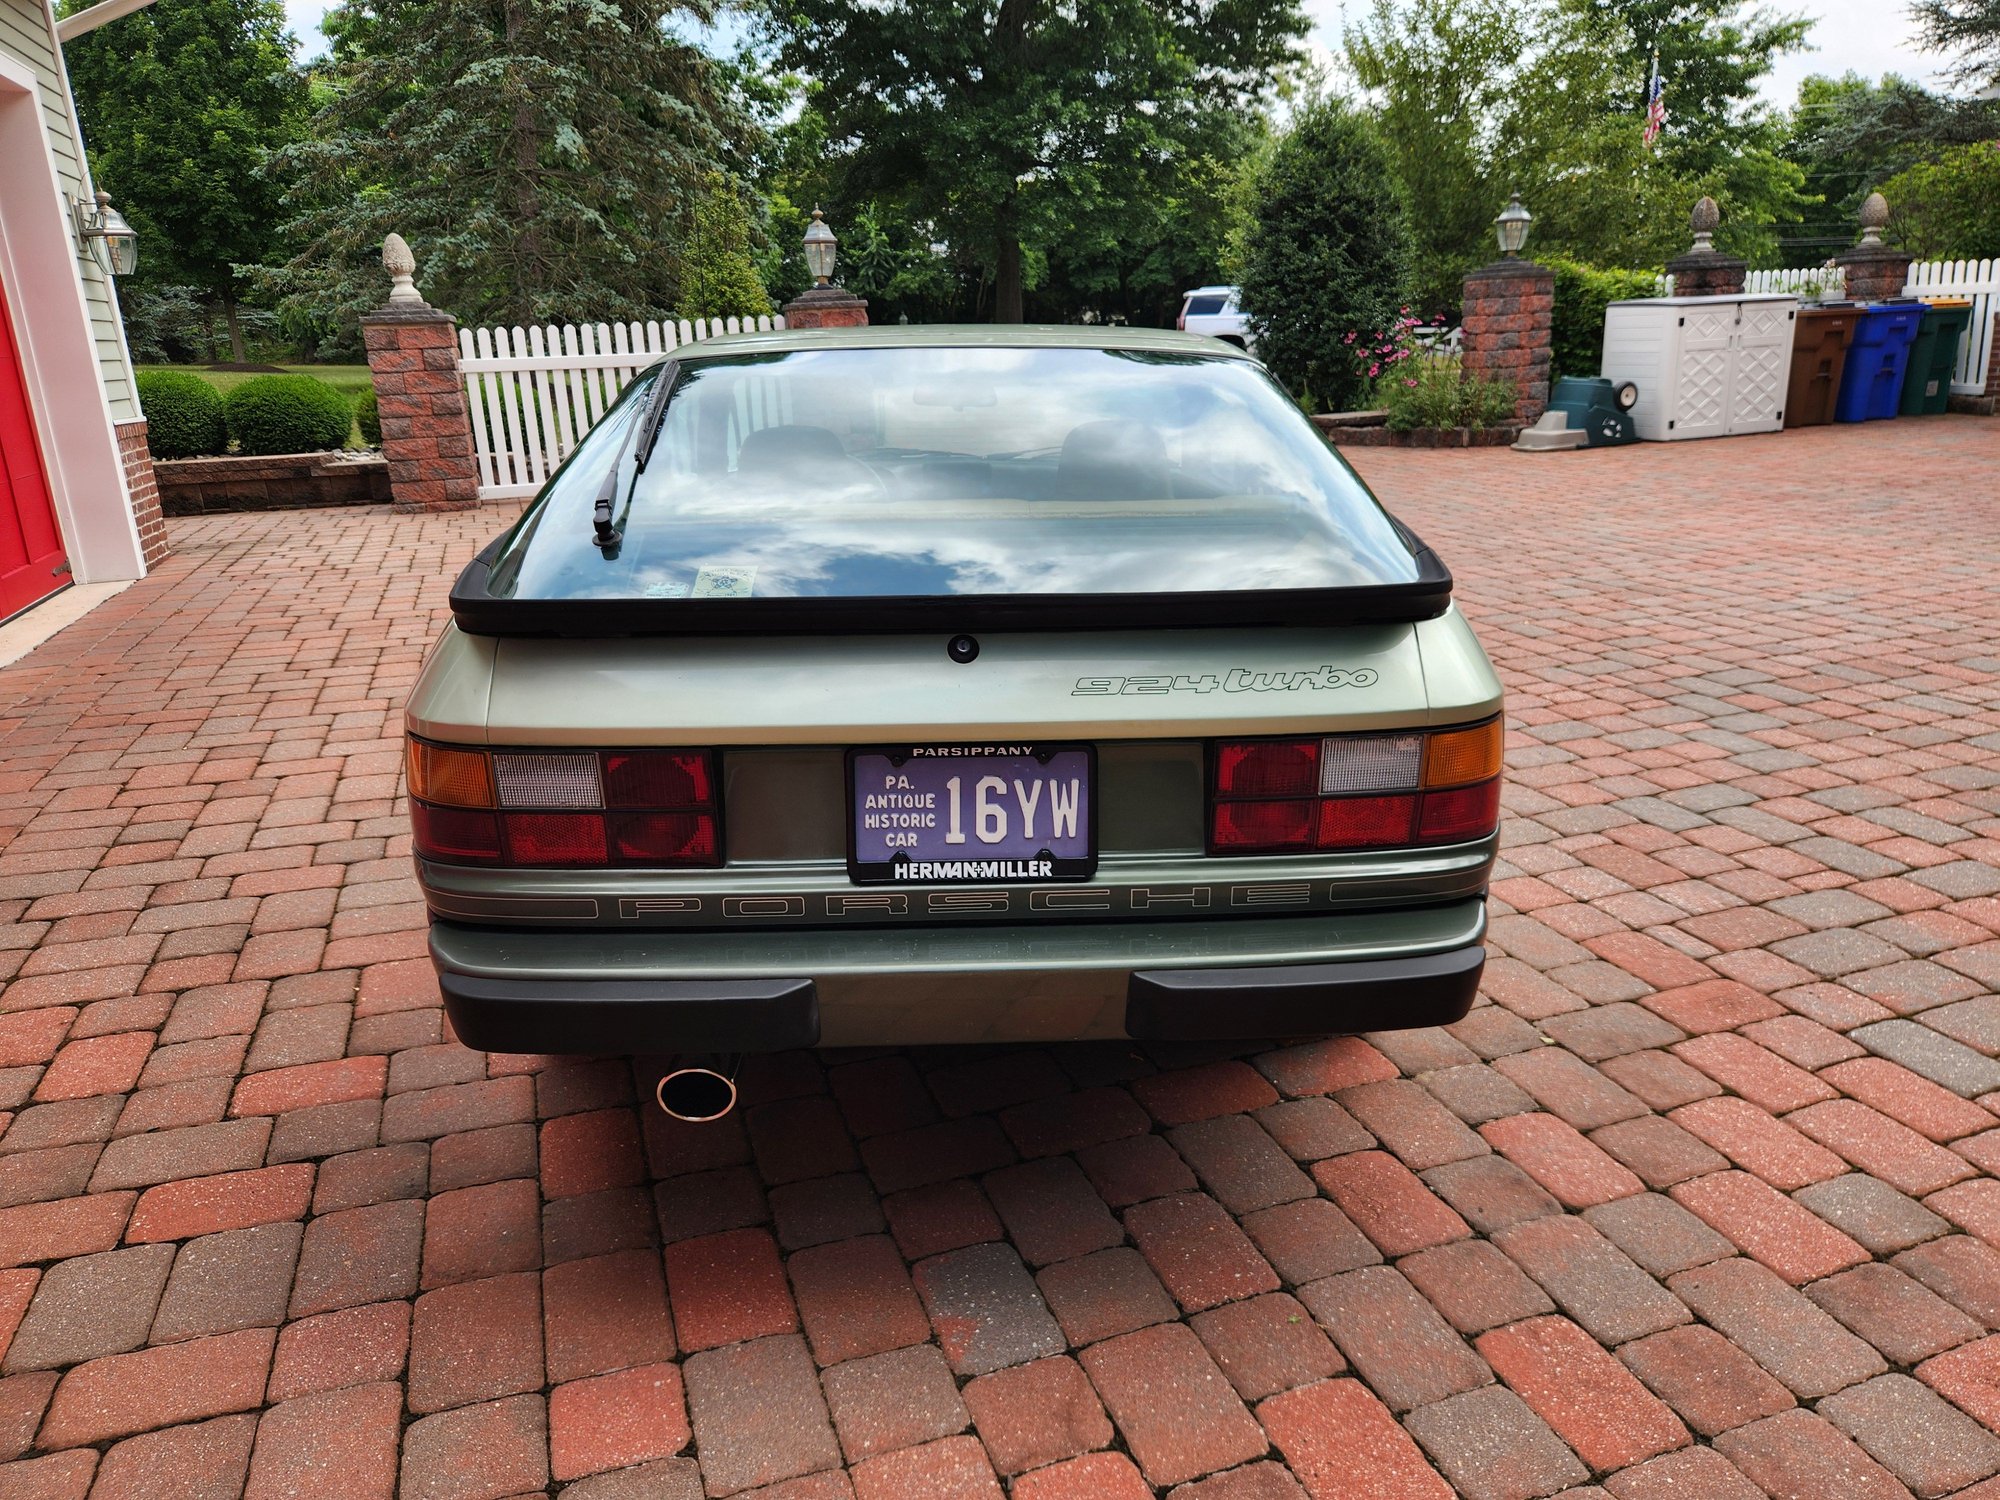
[1663,258,1998,399]
[458,315,785,500]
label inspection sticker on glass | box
[692,566,756,598]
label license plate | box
[849,745,1095,884]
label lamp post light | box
[73,190,138,276]
[803,207,837,286]
[1494,193,1532,258]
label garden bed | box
[157,451,392,515]
[1312,413,1522,447]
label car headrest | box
[1056,420,1169,500]
[737,424,850,473]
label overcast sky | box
[284,0,1949,109]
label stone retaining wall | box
[156,452,393,516]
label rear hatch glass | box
[456,344,1447,634]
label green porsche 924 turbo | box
[405,325,1503,1118]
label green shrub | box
[355,386,382,446]
[1240,100,1413,412]
[1548,258,1660,385]
[223,374,354,455]
[1381,355,1519,431]
[135,370,228,459]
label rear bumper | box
[430,899,1486,1051]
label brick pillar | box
[1987,314,2000,399]
[113,419,168,566]
[1664,251,1747,298]
[781,284,869,330]
[1835,191,1914,304]
[1461,259,1554,425]
[1836,245,1915,303]
[360,303,481,513]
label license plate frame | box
[846,743,1098,885]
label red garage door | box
[0,270,67,620]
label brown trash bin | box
[1785,302,1858,427]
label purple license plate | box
[850,745,1095,884]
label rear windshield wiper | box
[593,360,679,549]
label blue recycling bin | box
[1834,302,1924,422]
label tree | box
[62,0,307,361]
[757,0,1308,322]
[1238,101,1412,411]
[675,174,772,321]
[268,0,753,352]
[1911,0,2000,88]
[1779,73,2000,257]
[1880,142,2000,258]
[1348,0,1809,304]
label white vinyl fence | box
[458,315,785,500]
[1660,258,1998,398]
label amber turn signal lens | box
[1423,719,1503,788]
[407,739,495,808]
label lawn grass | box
[138,364,373,448]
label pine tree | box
[268,0,751,351]
[674,174,771,321]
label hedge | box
[223,374,353,456]
[1547,258,1661,385]
[355,387,382,447]
[135,370,228,459]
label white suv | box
[1177,285,1255,353]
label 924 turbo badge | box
[848,744,1098,885]
[1072,667,1379,696]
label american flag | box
[1643,52,1667,149]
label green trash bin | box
[1900,298,1975,415]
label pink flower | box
[1404,378,1419,388]
[1368,363,1381,376]
[1342,332,1356,344]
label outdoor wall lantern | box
[1494,192,1532,258]
[803,206,838,285]
[73,190,139,276]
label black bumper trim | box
[439,973,820,1054]
[1124,944,1484,1041]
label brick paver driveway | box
[1,418,1998,1499]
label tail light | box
[407,738,720,867]
[1210,718,1501,854]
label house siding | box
[0,0,139,423]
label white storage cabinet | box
[1601,293,1800,440]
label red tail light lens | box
[609,812,717,863]
[1216,740,1319,798]
[604,751,711,809]
[1212,799,1316,852]
[1317,794,1417,849]
[1417,778,1501,843]
[504,812,609,866]
[411,803,502,864]
[408,737,720,867]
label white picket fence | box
[1660,258,1998,397]
[458,315,785,500]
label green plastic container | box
[1900,299,1974,416]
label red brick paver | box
[0,421,1997,1494]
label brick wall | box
[114,419,168,566]
[1460,261,1555,426]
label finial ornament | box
[1689,196,1720,254]
[1857,192,1889,247]
[383,233,422,304]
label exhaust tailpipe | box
[655,1059,739,1123]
